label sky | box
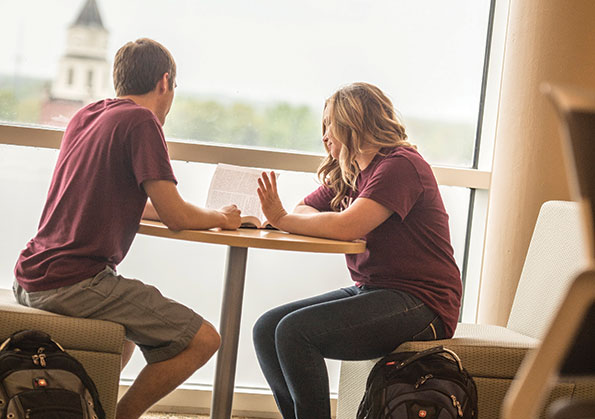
[1,0,492,120]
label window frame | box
[0,124,491,189]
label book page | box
[206,163,276,222]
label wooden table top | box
[138,220,366,254]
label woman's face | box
[322,106,342,160]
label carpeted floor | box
[142,413,263,419]
[142,415,209,419]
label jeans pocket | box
[411,316,441,341]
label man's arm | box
[142,200,160,221]
[142,179,241,231]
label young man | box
[13,38,241,419]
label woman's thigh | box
[276,287,441,361]
[254,286,357,335]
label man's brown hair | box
[113,38,176,96]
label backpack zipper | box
[31,347,47,367]
[450,394,464,417]
[412,372,468,417]
[414,374,433,388]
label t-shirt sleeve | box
[358,156,423,221]
[303,185,335,212]
[128,118,177,188]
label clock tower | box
[41,0,112,126]
[50,0,112,103]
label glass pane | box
[1,0,491,166]
[1,144,471,391]
[0,146,58,278]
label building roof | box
[72,0,105,29]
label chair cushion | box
[395,323,539,378]
[0,288,124,354]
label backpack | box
[356,346,478,419]
[0,329,105,419]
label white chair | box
[336,200,595,419]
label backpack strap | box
[394,346,464,372]
[0,329,65,353]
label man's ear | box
[158,73,170,93]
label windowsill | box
[0,123,491,189]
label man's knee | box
[192,320,221,359]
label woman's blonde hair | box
[319,82,414,211]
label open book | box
[205,163,278,229]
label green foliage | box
[15,97,42,123]
[0,76,47,124]
[0,76,477,166]
[164,94,476,164]
[164,95,325,153]
[0,90,17,122]
[404,116,476,167]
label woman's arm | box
[293,200,321,214]
[258,172,392,241]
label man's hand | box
[143,179,242,231]
[218,204,242,230]
[257,171,288,227]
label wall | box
[478,0,595,325]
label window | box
[2,0,491,164]
[1,0,496,398]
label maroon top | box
[304,147,462,337]
[15,99,177,292]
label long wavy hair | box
[319,82,414,211]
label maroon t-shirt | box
[304,147,462,337]
[14,99,177,292]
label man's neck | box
[118,93,155,110]
[118,93,163,125]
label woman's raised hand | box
[257,171,287,227]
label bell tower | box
[50,0,111,103]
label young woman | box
[253,82,462,419]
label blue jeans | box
[252,285,445,419]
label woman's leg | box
[272,287,443,419]
[253,287,357,419]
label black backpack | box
[0,329,105,419]
[356,346,478,419]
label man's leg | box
[116,320,220,419]
[13,272,215,418]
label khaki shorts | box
[13,266,204,364]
